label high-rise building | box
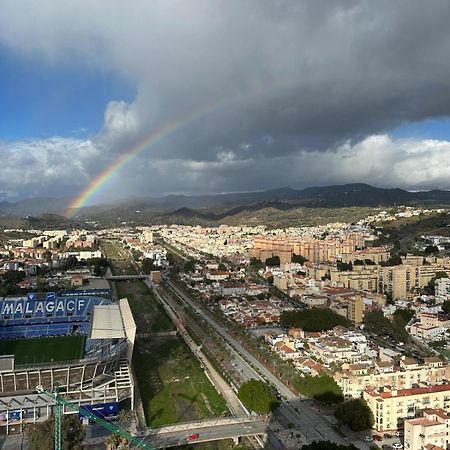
[348,293,363,324]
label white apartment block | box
[364,384,450,433]
[404,409,450,450]
[336,357,449,398]
[436,277,450,300]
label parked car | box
[383,433,392,439]
[392,443,403,450]
[363,436,373,442]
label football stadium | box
[0,289,136,434]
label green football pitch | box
[0,335,86,365]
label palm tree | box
[117,409,133,430]
[105,434,121,450]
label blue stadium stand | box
[0,290,112,340]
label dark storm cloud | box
[1,0,450,199]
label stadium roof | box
[90,305,125,339]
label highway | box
[163,275,367,448]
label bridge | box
[141,417,269,448]
[105,274,147,281]
[84,417,269,449]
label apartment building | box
[348,293,364,324]
[249,237,293,266]
[338,247,390,265]
[363,384,450,432]
[249,233,365,265]
[331,265,379,291]
[436,277,450,300]
[292,233,364,263]
[404,409,450,450]
[408,313,450,342]
[378,265,450,300]
[336,357,450,399]
[309,335,360,365]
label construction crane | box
[36,385,154,450]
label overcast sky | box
[1,0,450,204]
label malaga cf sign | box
[0,293,88,318]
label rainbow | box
[65,85,270,216]
[65,105,221,216]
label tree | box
[293,374,343,404]
[237,379,279,413]
[364,310,410,343]
[89,257,109,276]
[142,258,156,274]
[265,256,280,267]
[183,260,196,273]
[424,271,449,294]
[424,245,439,255]
[335,398,374,431]
[385,292,393,304]
[292,253,307,264]
[2,270,25,284]
[249,257,264,270]
[353,259,365,266]
[442,300,450,315]
[0,270,26,297]
[105,434,129,450]
[27,415,85,450]
[302,442,359,450]
[380,253,403,266]
[218,262,227,271]
[337,261,352,271]
[393,308,415,324]
[281,308,351,332]
[363,310,392,336]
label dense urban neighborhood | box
[0,206,450,449]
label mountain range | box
[1,184,450,225]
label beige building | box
[292,234,364,263]
[331,265,379,291]
[348,293,363,324]
[250,233,365,265]
[377,265,450,300]
[408,313,450,341]
[363,384,450,432]
[404,409,450,450]
[335,357,450,399]
[338,247,390,265]
[249,237,293,266]
[304,263,330,281]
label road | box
[148,279,248,417]
[143,420,268,449]
[164,275,371,448]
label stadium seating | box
[0,293,112,340]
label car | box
[383,433,392,439]
[363,436,373,442]
[392,444,403,450]
[187,433,199,441]
[374,435,383,441]
[382,445,392,450]
[395,431,404,437]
